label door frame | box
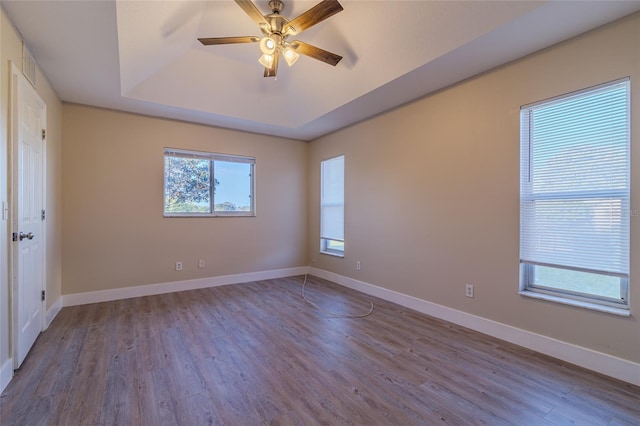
[9,62,47,369]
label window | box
[519,79,630,312]
[320,155,344,256]
[164,148,255,217]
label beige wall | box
[309,13,640,364]
[0,7,63,371]
[61,105,308,295]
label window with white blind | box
[164,148,255,217]
[320,155,344,256]
[519,79,630,312]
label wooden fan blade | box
[198,36,260,45]
[284,0,343,36]
[264,52,279,77]
[291,41,342,66]
[234,0,270,28]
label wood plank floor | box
[1,275,638,425]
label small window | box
[519,79,630,311]
[164,148,255,217]
[320,155,344,256]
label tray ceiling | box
[3,1,640,140]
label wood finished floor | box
[1,276,638,425]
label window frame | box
[521,264,630,310]
[320,238,344,257]
[519,79,630,313]
[320,155,345,257]
[163,148,255,218]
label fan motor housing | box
[266,14,288,35]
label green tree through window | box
[164,149,254,216]
[164,156,219,213]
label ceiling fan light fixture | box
[259,35,280,55]
[283,46,299,67]
[259,53,275,68]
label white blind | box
[321,155,344,242]
[520,79,630,276]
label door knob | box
[19,232,34,241]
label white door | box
[11,65,46,369]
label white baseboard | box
[309,267,640,387]
[63,267,310,307]
[45,297,63,330]
[0,358,13,394]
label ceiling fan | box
[198,0,343,78]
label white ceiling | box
[3,0,640,141]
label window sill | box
[519,290,630,317]
[164,213,256,218]
[320,251,344,258]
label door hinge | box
[41,290,45,301]
[42,129,46,140]
[41,209,46,221]
[12,232,18,242]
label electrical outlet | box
[176,261,183,271]
[198,259,205,269]
[356,260,361,271]
[465,284,474,298]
